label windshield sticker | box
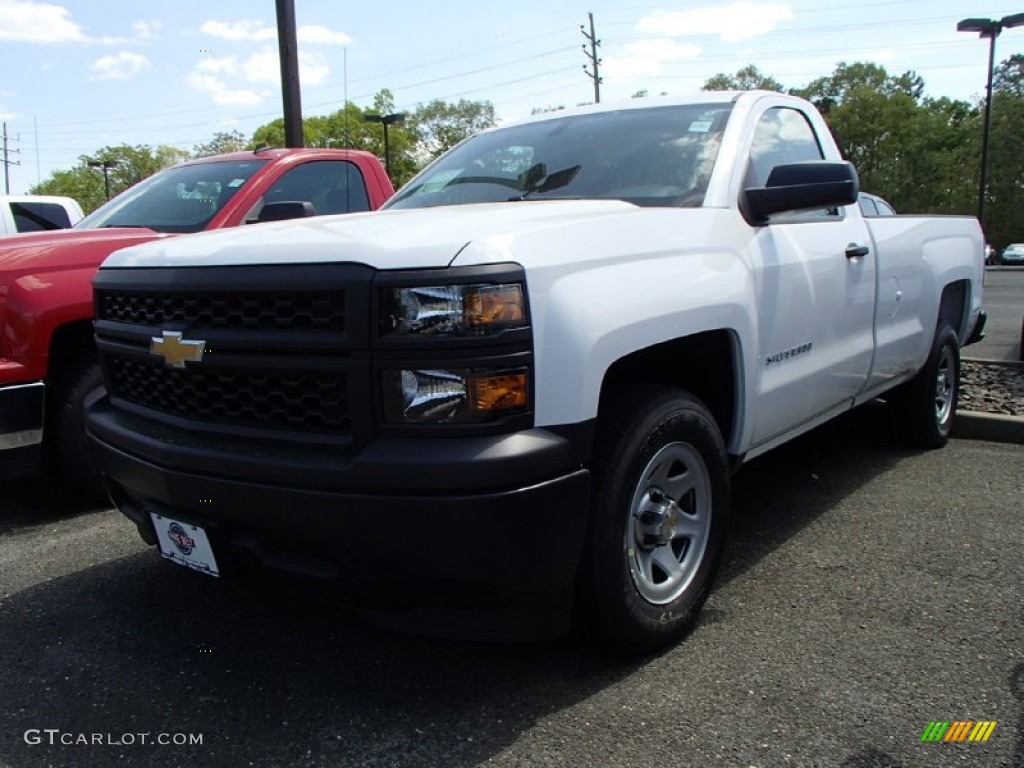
[227,179,245,188]
[688,120,713,133]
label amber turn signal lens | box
[464,285,525,329]
[468,372,529,413]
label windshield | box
[76,159,268,233]
[386,103,733,211]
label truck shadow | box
[0,404,967,768]
[0,474,111,533]
[719,401,906,590]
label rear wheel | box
[891,323,959,449]
[580,386,730,655]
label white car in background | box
[1001,243,1024,265]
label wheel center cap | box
[636,490,679,547]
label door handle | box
[845,244,870,259]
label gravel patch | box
[959,360,1024,416]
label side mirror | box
[742,161,859,224]
[251,200,317,223]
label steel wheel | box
[626,442,712,605]
[580,385,730,654]
[890,322,959,449]
[933,343,956,429]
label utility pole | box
[2,123,21,194]
[275,0,304,148]
[581,12,602,104]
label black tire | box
[579,386,731,655]
[891,323,959,449]
[45,355,106,500]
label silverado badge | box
[150,331,206,368]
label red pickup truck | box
[0,148,394,493]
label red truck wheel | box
[46,357,105,499]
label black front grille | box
[93,264,375,448]
[106,357,350,433]
[97,290,345,332]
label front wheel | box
[580,386,731,655]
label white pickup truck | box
[87,92,986,653]
[0,194,83,234]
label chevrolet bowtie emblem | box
[150,331,206,368]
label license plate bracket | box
[150,512,220,578]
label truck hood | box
[100,201,640,270]
[0,227,168,273]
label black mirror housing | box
[742,161,860,224]
[253,200,318,223]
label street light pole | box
[957,13,1024,232]
[363,112,405,182]
[87,158,120,200]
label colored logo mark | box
[921,720,997,742]
[167,522,196,555]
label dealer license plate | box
[150,513,220,577]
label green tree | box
[984,55,1024,248]
[702,65,784,92]
[408,98,496,162]
[30,143,189,214]
[794,62,922,116]
[249,89,495,188]
[192,130,248,157]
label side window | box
[746,107,824,189]
[858,196,878,217]
[12,202,73,232]
[258,160,370,218]
[746,107,835,220]
[876,199,896,216]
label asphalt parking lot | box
[0,409,1021,768]
[973,267,1024,362]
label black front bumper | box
[88,397,591,640]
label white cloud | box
[0,0,86,43]
[200,19,276,42]
[865,49,897,64]
[243,46,329,86]
[196,55,240,76]
[604,40,701,80]
[91,51,150,80]
[297,25,350,45]
[200,18,350,45]
[637,2,793,43]
[298,51,329,85]
[243,47,280,85]
[187,71,265,106]
[132,20,161,41]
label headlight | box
[380,283,525,338]
[383,368,529,424]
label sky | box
[1,0,1023,195]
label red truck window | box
[77,159,269,233]
[259,160,371,216]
